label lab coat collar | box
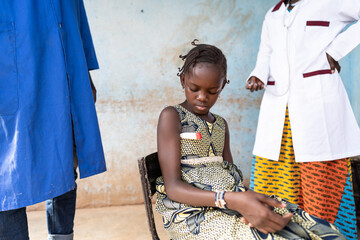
[272,0,284,12]
[273,0,305,12]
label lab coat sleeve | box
[79,0,99,71]
[248,15,272,85]
[326,0,360,61]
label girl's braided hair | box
[177,40,228,82]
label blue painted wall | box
[71,0,360,207]
[342,47,360,125]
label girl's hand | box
[246,76,264,92]
[326,53,341,74]
[225,190,293,234]
[240,217,253,227]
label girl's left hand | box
[225,190,292,234]
[326,53,341,74]
[240,217,253,227]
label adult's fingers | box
[335,62,341,73]
[246,78,254,91]
[255,79,265,91]
[326,53,336,74]
[250,79,257,92]
[255,79,260,91]
[258,79,265,90]
[247,77,256,92]
[246,77,265,92]
[329,60,336,74]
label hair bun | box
[191,39,199,46]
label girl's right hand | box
[246,76,264,92]
[225,190,293,234]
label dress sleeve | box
[79,0,99,70]
[326,0,360,61]
[248,14,272,85]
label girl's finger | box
[241,217,250,225]
[265,212,293,232]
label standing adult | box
[246,0,360,239]
[0,0,106,239]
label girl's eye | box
[209,90,220,95]
[189,87,198,92]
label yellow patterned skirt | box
[250,108,358,239]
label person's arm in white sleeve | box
[326,0,360,61]
[246,14,272,92]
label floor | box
[27,203,360,240]
[28,204,169,240]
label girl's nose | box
[197,92,207,102]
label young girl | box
[246,0,360,239]
[155,40,345,240]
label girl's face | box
[181,63,226,117]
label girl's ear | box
[180,74,185,89]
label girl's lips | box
[196,105,207,111]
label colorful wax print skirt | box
[250,108,358,239]
[156,157,346,240]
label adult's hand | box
[246,76,264,92]
[326,53,341,74]
[225,190,292,234]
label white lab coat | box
[250,0,360,162]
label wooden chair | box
[137,152,163,240]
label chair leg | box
[138,158,161,240]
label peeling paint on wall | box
[43,0,360,209]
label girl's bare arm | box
[157,107,292,234]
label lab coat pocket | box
[0,22,18,115]
[267,80,275,86]
[304,20,331,49]
[306,21,330,27]
[303,69,340,103]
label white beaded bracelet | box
[215,191,227,209]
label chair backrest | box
[138,152,162,240]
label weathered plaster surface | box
[34,0,359,209]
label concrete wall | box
[31,0,360,210]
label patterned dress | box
[250,108,358,239]
[156,105,346,240]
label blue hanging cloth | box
[0,0,106,211]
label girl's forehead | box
[186,63,225,86]
[190,62,222,75]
